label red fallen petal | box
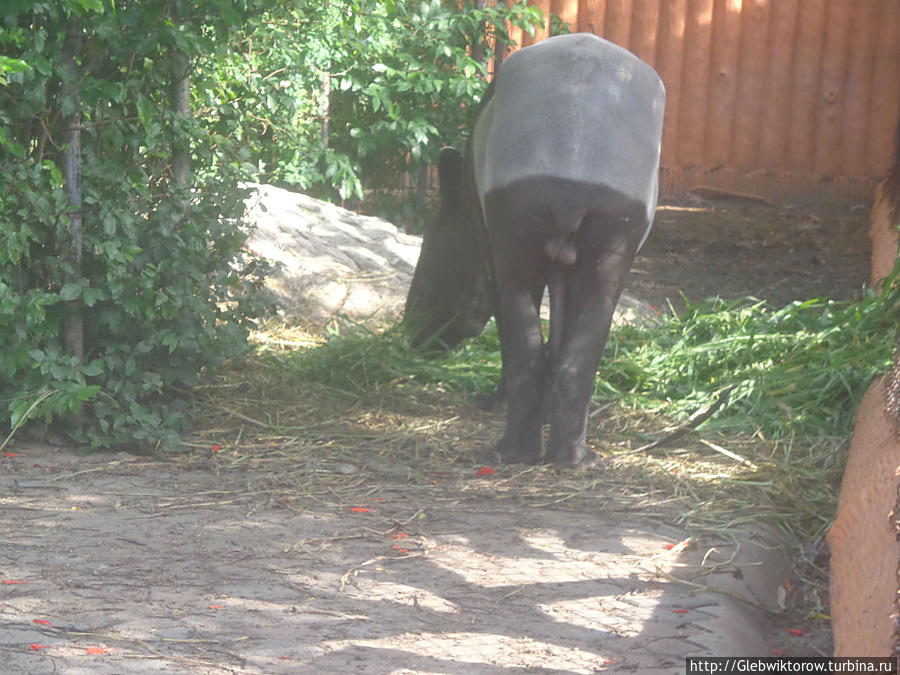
[33,619,51,626]
[211,445,222,452]
[392,532,408,539]
[86,646,109,655]
[664,543,675,549]
[2,579,27,584]
[30,644,51,650]
[349,506,370,513]
[208,605,223,610]
[671,609,689,614]
[476,466,495,475]
[392,545,409,553]
[786,627,806,636]
[2,452,18,458]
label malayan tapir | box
[404,33,665,467]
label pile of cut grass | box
[255,318,503,398]
[599,285,898,440]
[268,273,898,445]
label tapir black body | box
[405,34,665,466]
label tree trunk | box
[827,110,900,657]
[320,64,331,150]
[471,0,486,65]
[492,0,508,77]
[62,18,83,362]
[171,58,190,186]
[171,1,191,186]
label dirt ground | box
[632,198,871,311]
[0,198,873,673]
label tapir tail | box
[545,222,579,375]
[543,233,578,265]
[548,259,565,378]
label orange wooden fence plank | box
[757,0,799,169]
[841,0,878,177]
[704,0,742,166]
[677,0,714,167]
[867,1,900,176]
[629,0,660,67]
[787,0,826,172]
[576,0,607,35]
[814,0,852,176]
[656,0,687,167]
[603,0,633,48]
[552,0,580,31]
[731,0,770,169]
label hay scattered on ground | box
[187,323,844,582]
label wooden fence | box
[502,0,900,203]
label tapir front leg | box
[544,216,646,467]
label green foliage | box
[598,284,900,439]
[276,318,501,396]
[0,0,559,450]
[597,280,899,438]
[286,276,900,442]
[196,0,545,223]
[1,1,271,449]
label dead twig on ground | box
[620,385,736,456]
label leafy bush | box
[0,1,271,449]
[0,0,555,449]
[202,0,546,224]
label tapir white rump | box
[404,33,665,467]
[473,34,664,237]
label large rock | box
[242,182,655,328]
[242,183,421,325]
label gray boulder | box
[242,183,420,326]
[242,182,654,328]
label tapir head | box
[404,147,495,350]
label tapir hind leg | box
[482,203,549,464]
[489,282,545,463]
[478,285,544,411]
[544,214,646,466]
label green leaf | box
[0,55,31,76]
[0,128,26,157]
[82,360,104,377]
[73,0,107,11]
[59,283,81,301]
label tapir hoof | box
[484,439,541,466]
[546,445,604,469]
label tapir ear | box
[437,147,464,209]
